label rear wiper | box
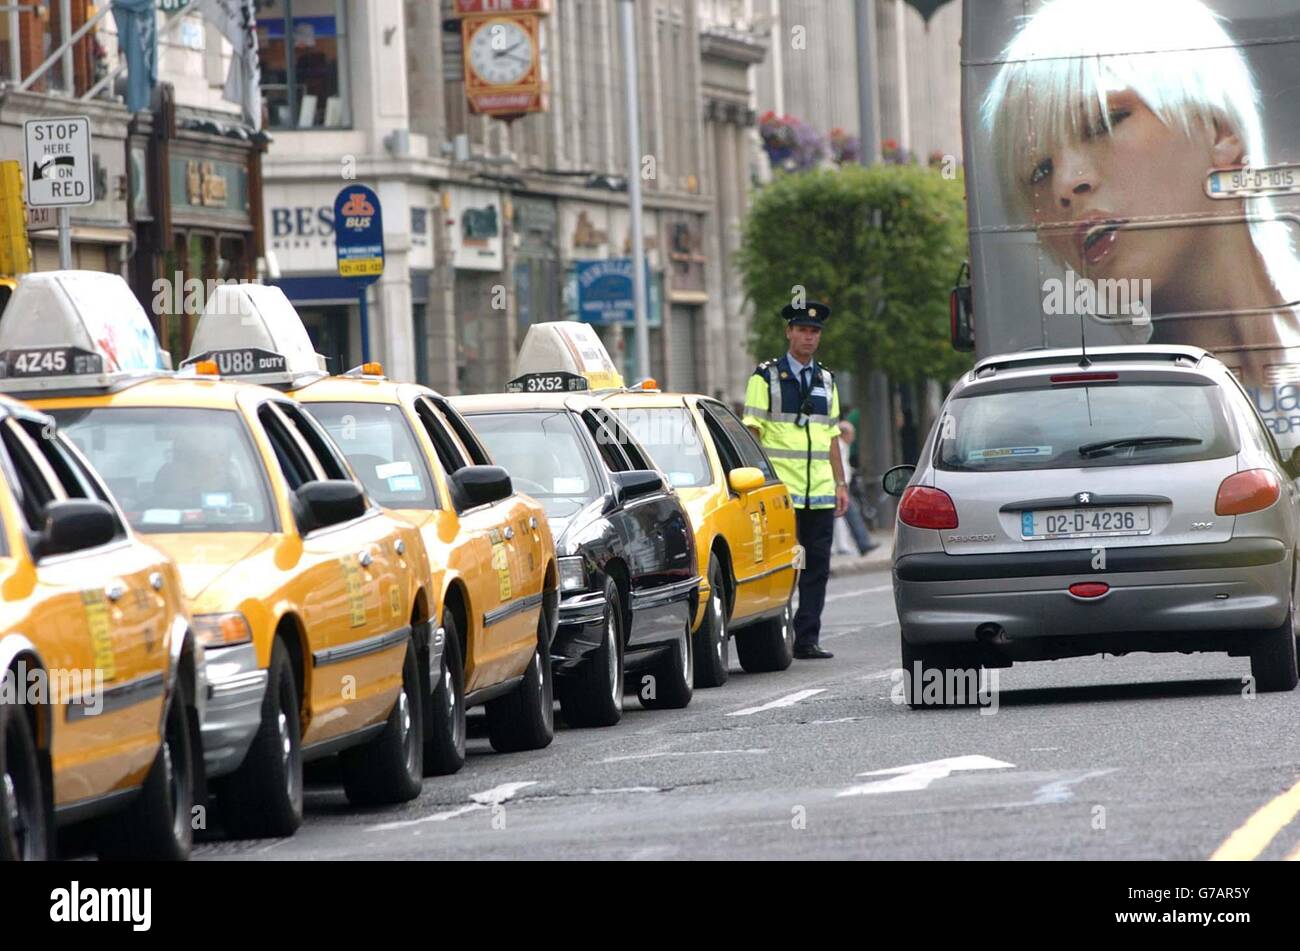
[1077,435,1203,457]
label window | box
[700,401,775,480]
[427,396,493,467]
[305,401,439,510]
[935,383,1237,472]
[467,411,601,520]
[257,0,350,129]
[273,402,352,482]
[51,407,274,534]
[582,410,632,473]
[0,420,62,532]
[618,406,713,488]
[258,403,318,490]
[414,398,470,475]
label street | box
[195,565,1300,862]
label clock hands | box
[492,40,525,59]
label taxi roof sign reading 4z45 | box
[0,346,103,379]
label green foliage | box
[738,163,971,383]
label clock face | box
[468,19,534,86]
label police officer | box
[743,300,849,659]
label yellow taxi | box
[1,271,435,840]
[184,283,558,769]
[501,321,802,687]
[0,391,199,858]
[598,389,803,684]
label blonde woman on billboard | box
[981,0,1300,378]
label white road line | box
[367,781,539,831]
[837,755,1015,797]
[726,688,826,717]
[825,584,892,604]
[861,669,897,682]
[600,749,769,764]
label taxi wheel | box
[423,613,466,776]
[558,578,624,728]
[736,601,795,673]
[486,611,555,753]
[1250,604,1299,692]
[0,699,49,861]
[899,633,983,710]
[693,558,730,688]
[217,639,303,838]
[342,641,424,805]
[99,689,195,860]
[640,618,694,710]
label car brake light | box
[1068,582,1109,599]
[1215,469,1280,516]
[898,486,958,530]
[1049,372,1119,384]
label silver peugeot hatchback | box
[883,345,1300,705]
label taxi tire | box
[0,699,49,860]
[558,578,624,728]
[486,611,555,753]
[736,601,795,674]
[341,641,424,806]
[899,634,983,709]
[99,689,195,860]
[218,639,303,838]
[640,619,694,710]
[423,613,466,776]
[693,559,730,688]
[1249,605,1299,693]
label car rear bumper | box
[894,538,1292,653]
[201,642,267,779]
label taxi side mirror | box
[450,465,513,512]
[610,469,664,507]
[294,480,367,533]
[36,500,117,559]
[728,467,765,494]
[882,465,916,498]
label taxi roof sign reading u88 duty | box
[24,117,94,207]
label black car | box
[452,391,700,726]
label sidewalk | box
[829,528,894,577]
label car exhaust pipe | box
[975,623,1007,646]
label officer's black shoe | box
[793,644,834,660]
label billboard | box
[963,0,1300,441]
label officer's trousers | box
[793,507,835,648]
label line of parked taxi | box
[0,271,801,860]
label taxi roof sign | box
[185,283,327,387]
[514,321,623,391]
[0,271,167,393]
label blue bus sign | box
[334,184,384,281]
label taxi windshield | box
[936,382,1238,472]
[465,411,599,517]
[52,407,276,533]
[305,401,439,509]
[615,406,711,488]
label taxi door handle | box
[358,550,374,568]
[149,572,164,592]
[105,582,126,602]
[529,516,538,530]
[504,526,515,540]
[759,501,766,515]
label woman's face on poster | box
[1021,88,1243,294]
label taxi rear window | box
[936,381,1237,472]
[52,407,276,533]
[304,402,439,509]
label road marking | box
[367,781,539,831]
[1026,769,1115,805]
[726,688,826,717]
[1210,777,1300,861]
[861,669,896,682]
[870,620,896,628]
[601,748,769,763]
[825,584,892,604]
[837,755,1015,797]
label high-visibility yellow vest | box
[742,356,840,509]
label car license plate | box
[1021,506,1149,539]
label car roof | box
[971,345,1209,377]
[291,374,441,405]
[32,375,281,411]
[451,391,609,414]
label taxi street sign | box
[23,117,94,207]
[334,185,385,281]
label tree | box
[738,163,970,386]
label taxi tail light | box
[194,613,252,648]
[898,486,958,530]
[1049,372,1118,384]
[1215,469,1280,516]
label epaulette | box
[755,359,776,375]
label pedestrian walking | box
[742,299,848,659]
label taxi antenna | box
[1078,311,1091,368]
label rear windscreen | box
[936,382,1238,471]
